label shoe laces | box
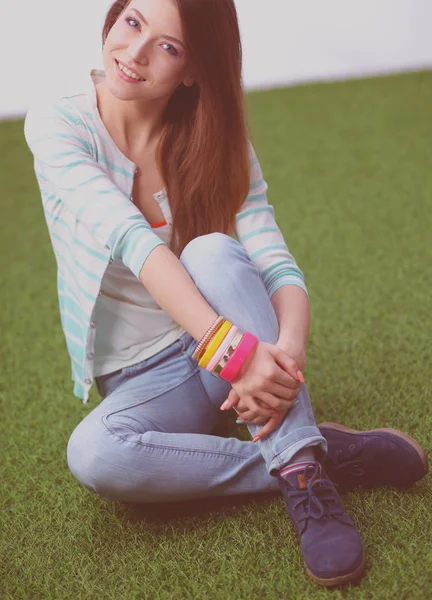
[287,463,344,525]
[327,442,365,477]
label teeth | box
[117,61,144,81]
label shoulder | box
[246,139,265,183]
[247,139,256,159]
[24,95,94,151]
[25,72,94,128]
[25,96,84,128]
[246,140,263,170]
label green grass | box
[2,70,432,599]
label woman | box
[24,0,428,588]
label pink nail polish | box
[252,436,260,443]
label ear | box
[183,74,195,87]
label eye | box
[126,17,140,29]
[161,43,179,57]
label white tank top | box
[93,219,187,377]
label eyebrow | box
[129,8,185,49]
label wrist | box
[276,339,307,371]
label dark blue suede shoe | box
[277,462,365,587]
[318,423,428,489]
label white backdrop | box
[2,0,432,120]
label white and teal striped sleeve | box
[234,142,308,299]
[23,100,167,279]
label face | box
[102,0,193,103]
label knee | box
[66,420,101,496]
[66,418,122,500]
[66,419,154,502]
[180,232,238,270]
[180,232,247,281]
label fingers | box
[272,350,305,386]
[222,391,278,419]
[220,389,240,411]
[273,346,303,381]
[258,389,300,413]
[238,396,297,426]
[239,397,278,419]
[253,412,285,441]
[235,397,274,424]
[272,362,304,391]
[236,410,268,425]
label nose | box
[127,37,150,66]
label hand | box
[220,340,303,421]
[228,388,290,441]
[275,341,307,372]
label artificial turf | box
[1,70,431,599]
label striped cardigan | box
[23,75,307,404]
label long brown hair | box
[102,0,251,258]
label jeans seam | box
[194,367,226,414]
[100,423,248,461]
[103,367,200,418]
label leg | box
[66,233,365,586]
[67,232,325,502]
[67,333,281,502]
[180,234,365,587]
[180,233,327,472]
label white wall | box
[2,0,432,120]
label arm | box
[272,285,310,371]
[138,245,218,342]
[24,99,218,342]
[24,100,166,279]
[134,142,311,346]
[235,143,309,363]
[234,143,308,299]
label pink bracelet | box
[206,326,239,373]
[219,331,258,383]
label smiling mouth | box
[115,59,146,82]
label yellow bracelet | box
[198,321,233,368]
[192,316,226,362]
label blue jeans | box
[67,233,327,503]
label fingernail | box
[220,400,230,410]
[236,419,244,425]
[252,436,260,443]
[297,370,305,383]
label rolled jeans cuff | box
[252,425,328,474]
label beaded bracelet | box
[191,316,259,384]
[191,315,225,362]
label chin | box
[106,77,144,100]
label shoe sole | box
[305,550,366,587]
[318,422,429,474]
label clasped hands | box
[219,340,305,441]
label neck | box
[96,81,168,154]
